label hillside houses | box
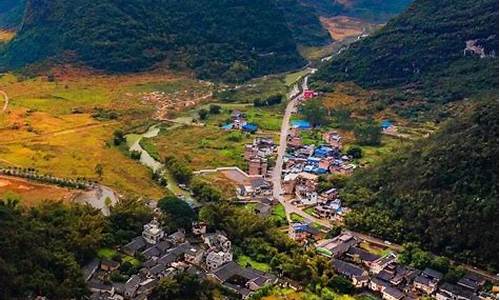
[85,219,275,299]
[314,233,489,300]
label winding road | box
[1,90,8,113]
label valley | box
[0,0,497,299]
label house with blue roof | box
[242,123,258,133]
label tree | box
[158,196,195,231]
[346,146,363,159]
[299,99,328,127]
[95,164,104,178]
[106,198,152,245]
[113,130,126,146]
[190,178,223,202]
[353,120,382,146]
[198,109,209,120]
[164,156,193,184]
[209,104,221,114]
[328,275,354,294]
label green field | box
[237,255,271,272]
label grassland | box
[237,255,271,272]
[0,67,213,200]
[216,75,287,103]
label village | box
[84,217,278,300]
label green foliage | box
[190,178,223,203]
[346,146,363,159]
[198,108,209,120]
[299,99,329,127]
[226,131,244,142]
[158,196,195,231]
[342,99,499,269]
[2,0,310,82]
[254,94,283,107]
[328,275,354,294]
[353,120,381,146]
[105,198,153,245]
[152,271,219,300]
[209,104,221,114]
[164,156,193,184]
[311,0,498,110]
[113,130,126,146]
[0,200,106,299]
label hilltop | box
[0,0,330,82]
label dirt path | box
[1,90,8,113]
[0,121,117,145]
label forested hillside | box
[342,99,499,270]
[311,0,498,102]
[0,0,25,29]
[299,0,412,22]
[0,0,330,81]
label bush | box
[346,146,363,159]
[209,104,222,114]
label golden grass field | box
[0,66,213,200]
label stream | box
[126,124,200,207]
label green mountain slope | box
[299,0,413,22]
[342,99,499,270]
[0,0,331,81]
[311,0,498,101]
[0,0,25,29]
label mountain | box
[0,0,25,29]
[311,0,499,102]
[342,98,499,270]
[0,0,330,82]
[299,0,413,23]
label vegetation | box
[2,0,313,82]
[299,0,412,22]
[190,177,224,203]
[151,271,223,300]
[342,99,499,270]
[164,156,193,184]
[353,120,381,146]
[0,200,106,299]
[299,99,329,127]
[105,198,153,245]
[311,0,498,109]
[158,196,196,231]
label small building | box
[242,123,258,133]
[101,259,120,272]
[123,237,147,256]
[206,251,233,271]
[192,222,207,236]
[248,158,268,176]
[316,234,358,258]
[332,259,369,288]
[346,246,381,268]
[436,282,478,300]
[457,273,486,291]
[142,218,164,245]
[370,253,398,274]
[184,246,205,265]
[289,223,320,242]
[383,287,405,300]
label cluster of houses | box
[244,137,276,176]
[281,129,354,221]
[84,219,276,300]
[221,110,258,133]
[315,234,494,300]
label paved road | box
[272,75,333,229]
[1,90,8,113]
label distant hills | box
[299,0,413,22]
[0,0,332,82]
[312,0,499,102]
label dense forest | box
[341,99,499,271]
[0,0,25,29]
[311,0,499,102]
[299,0,412,22]
[0,0,332,82]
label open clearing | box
[0,175,77,205]
[0,66,212,199]
[320,16,381,40]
